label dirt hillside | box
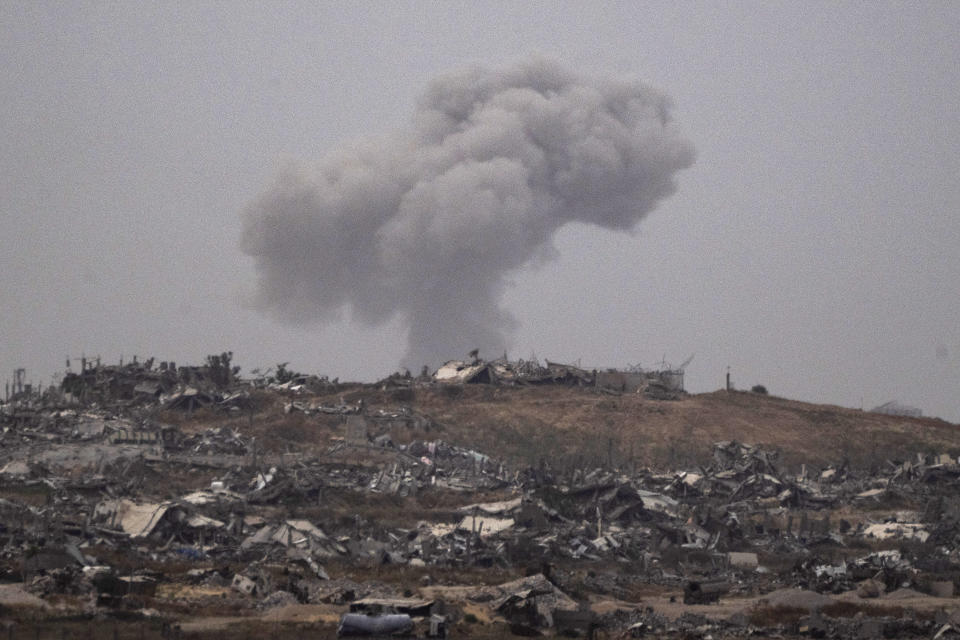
[283,384,960,471]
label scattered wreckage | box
[432,356,685,398]
[3,357,960,638]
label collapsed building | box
[872,400,924,418]
[433,356,685,398]
[1,355,960,638]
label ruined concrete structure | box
[0,353,958,638]
[434,356,685,398]
[872,400,923,418]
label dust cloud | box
[241,58,695,371]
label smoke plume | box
[241,58,695,371]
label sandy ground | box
[175,584,960,631]
[179,603,344,631]
[595,587,960,622]
[260,603,345,623]
[178,616,251,632]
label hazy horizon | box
[3,2,959,422]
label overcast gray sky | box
[2,1,959,422]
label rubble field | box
[3,356,960,639]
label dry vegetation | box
[303,385,959,471]
[153,383,960,475]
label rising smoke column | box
[241,58,695,371]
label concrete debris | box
[458,573,579,634]
[231,574,256,596]
[0,460,31,476]
[683,580,729,604]
[862,521,929,542]
[338,613,414,637]
[433,356,685,398]
[349,597,436,616]
[455,514,515,538]
[4,354,960,638]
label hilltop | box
[140,378,960,475]
[399,385,960,470]
[9,354,958,471]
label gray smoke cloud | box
[241,58,695,371]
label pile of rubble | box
[3,358,960,638]
[432,356,686,398]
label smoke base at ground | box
[241,58,695,371]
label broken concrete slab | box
[727,551,759,569]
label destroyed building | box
[1,353,960,638]
[872,400,924,418]
[432,356,685,399]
